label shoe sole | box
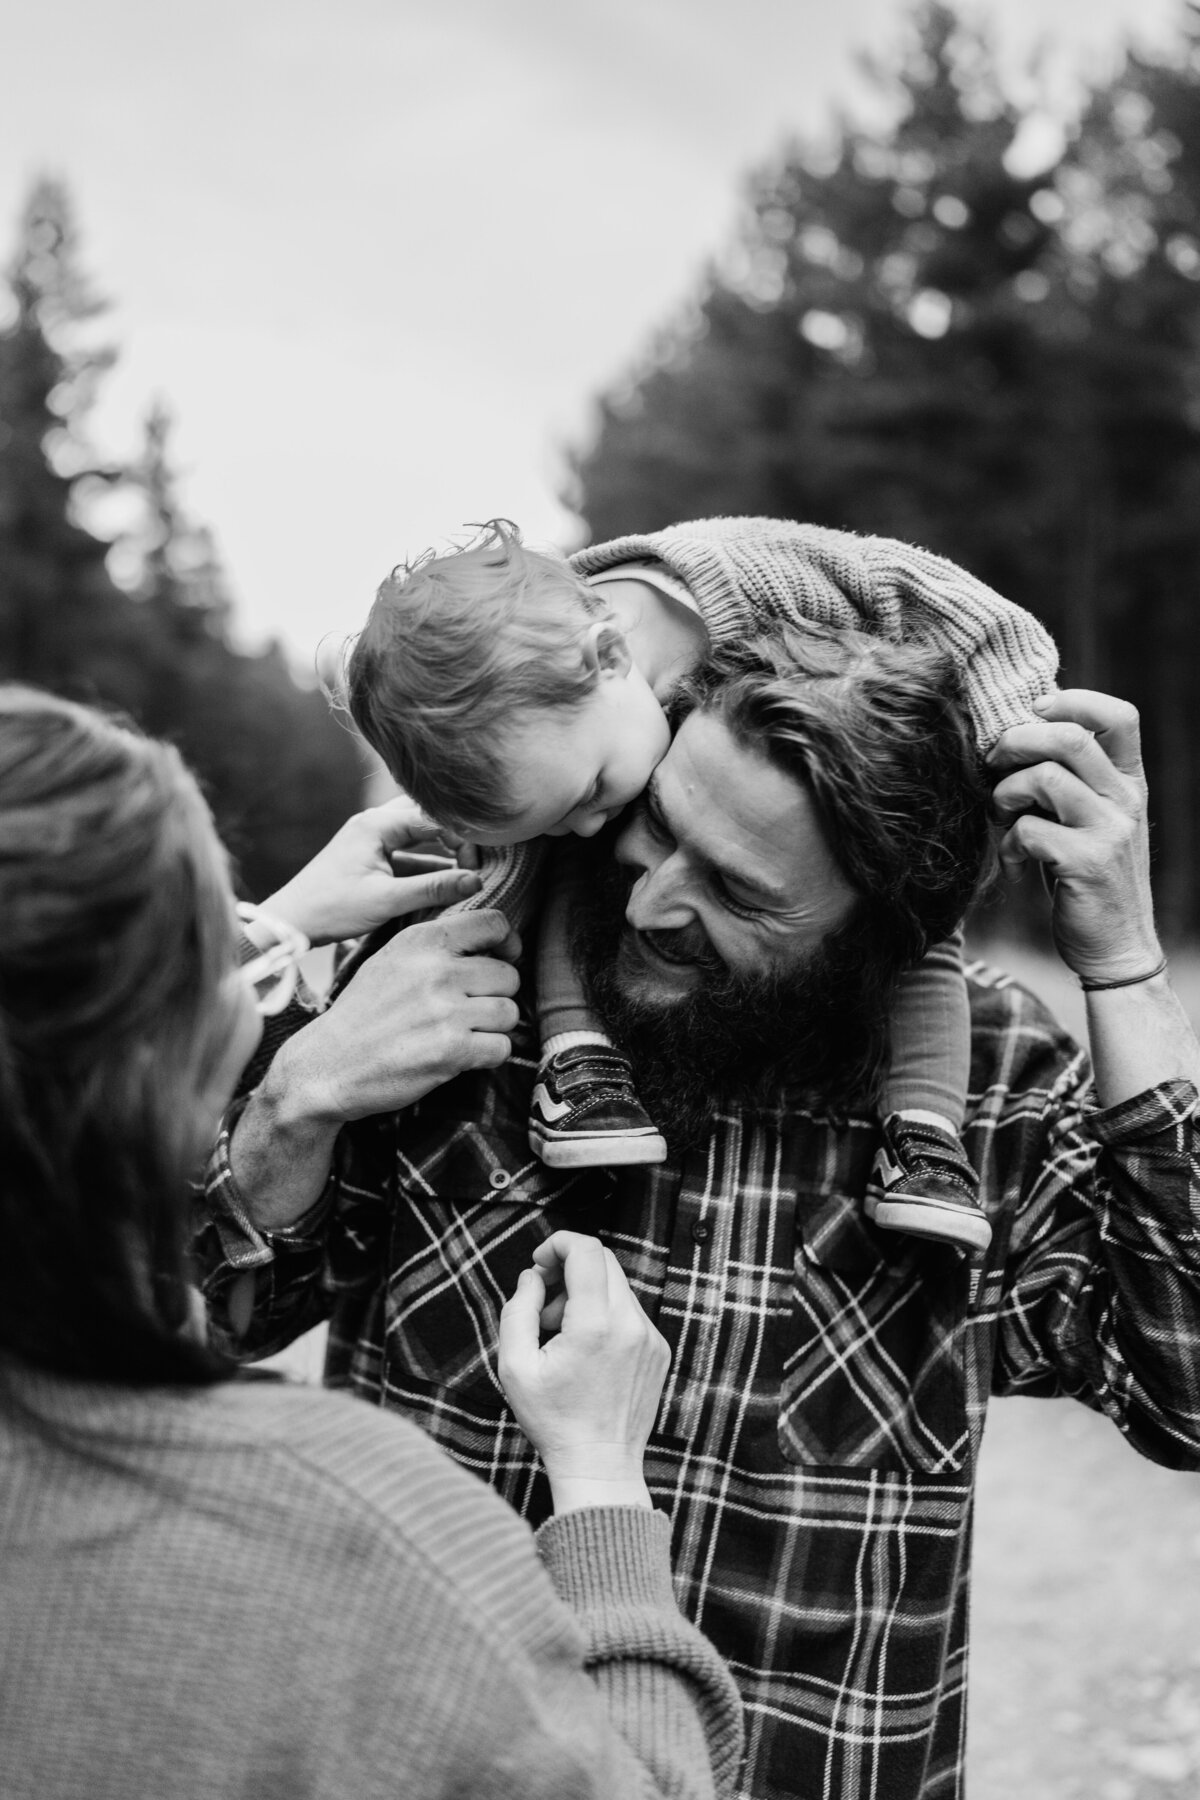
[529,1126,668,1169]
[867,1194,992,1254]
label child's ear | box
[581,619,632,678]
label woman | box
[0,685,741,1800]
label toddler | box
[345,516,1058,1255]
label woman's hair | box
[344,518,610,832]
[0,685,237,1385]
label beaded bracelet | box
[1078,957,1168,992]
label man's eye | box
[641,802,672,844]
[717,884,763,920]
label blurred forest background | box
[5,0,1200,929]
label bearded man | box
[200,627,1200,1800]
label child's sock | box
[542,1029,617,1062]
[889,1106,959,1138]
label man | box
[199,627,1200,1800]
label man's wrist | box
[231,1040,344,1234]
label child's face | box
[467,664,672,845]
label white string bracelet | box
[1078,957,1168,993]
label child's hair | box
[346,519,610,832]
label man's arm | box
[989,688,1200,1103]
[986,689,1200,1464]
[985,1016,1200,1467]
[228,908,521,1232]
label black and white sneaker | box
[867,1114,992,1255]
[528,1044,668,1169]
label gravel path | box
[969,1399,1200,1799]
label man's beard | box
[571,854,900,1153]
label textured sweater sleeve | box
[0,1376,743,1800]
[536,1506,745,1799]
[573,515,1060,752]
[270,1395,745,1800]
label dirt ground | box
[267,942,1200,1797]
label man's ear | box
[581,618,633,678]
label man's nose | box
[614,807,694,924]
[622,852,697,932]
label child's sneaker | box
[529,1044,668,1168]
[866,1114,992,1254]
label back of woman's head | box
[0,685,235,1384]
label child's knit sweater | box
[455,517,1058,933]
[572,516,1057,752]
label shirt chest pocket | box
[778,1194,972,1477]
[384,1120,602,1401]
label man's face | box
[611,709,859,1001]
[574,709,891,1146]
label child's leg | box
[867,930,992,1256]
[535,867,605,1047]
[884,934,970,1129]
[529,842,667,1169]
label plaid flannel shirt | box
[198,962,1200,1800]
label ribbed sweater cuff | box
[534,1505,676,1615]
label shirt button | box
[488,1169,512,1191]
[691,1220,711,1244]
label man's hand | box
[262,795,481,946]
[275,909,521,1127]
[497,1232,670,1515]
[988,690,1161,984]
[229,910,521,1232]
[989,690,1200,1104]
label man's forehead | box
[653,713,811,875]
[638,708,859,950]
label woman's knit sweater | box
[0,1365,742,1800]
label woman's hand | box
[262,795,481,946]
[497,1231,670,1514]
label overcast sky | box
[0,0,1183,661]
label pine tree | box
[115,401,368,901]
[0,176,144,706]
[1047,7,1200,937]
[0,179,368,901]
[571,6,1072,566]
[567,1,1200,933]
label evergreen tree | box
[113,402,369,901]
[0,177,146,710]
[567,2,1200,935]
[0,179,368,902]
[1047,6,1200,937]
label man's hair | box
[0,685,237,1386]
[676,624,994,971]
[345,519,610,831]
